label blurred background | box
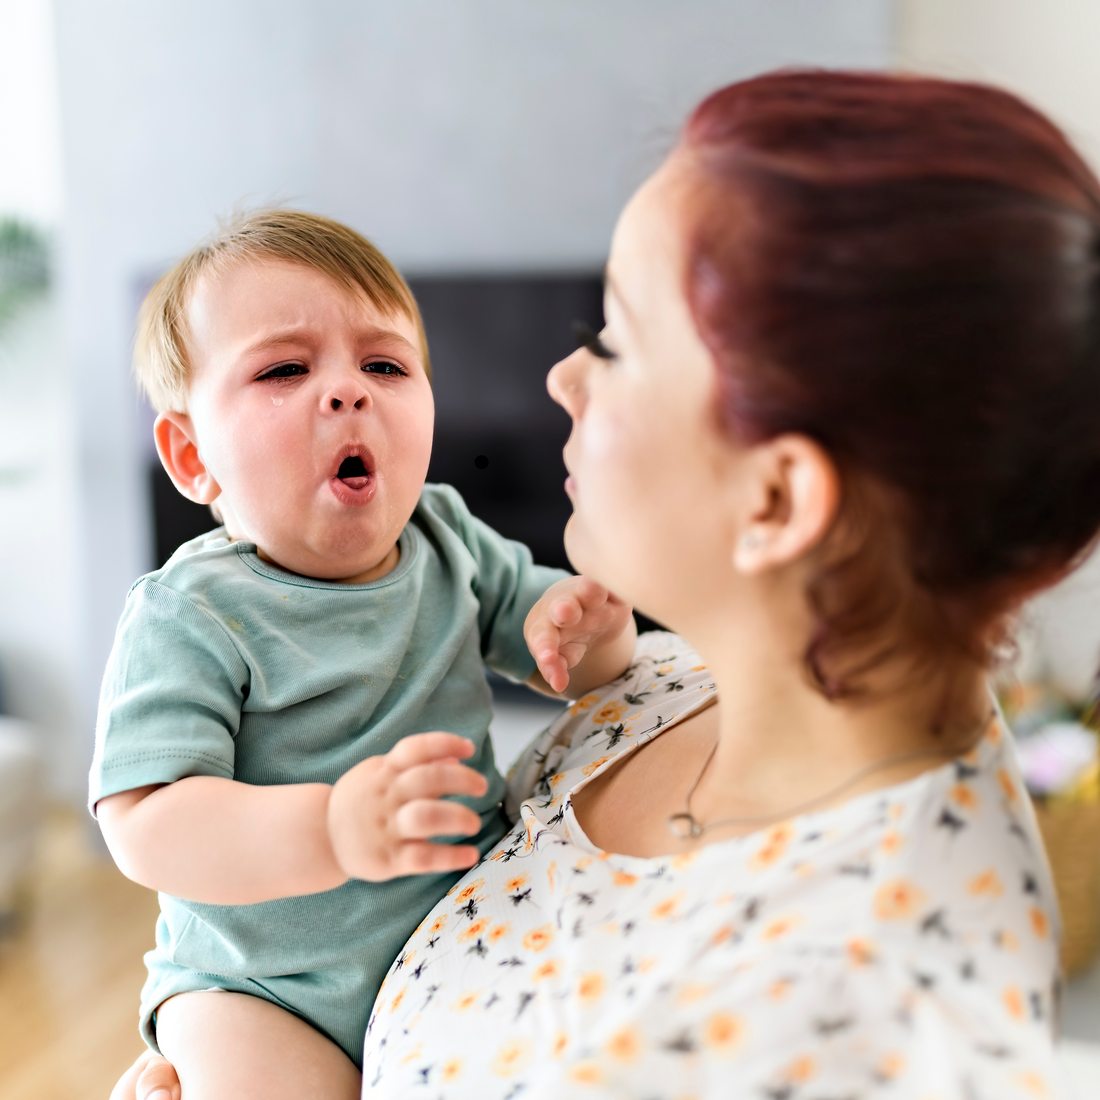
[2,1,1100,1096]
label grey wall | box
[51,0,893,796]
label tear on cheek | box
[271,397,283,406]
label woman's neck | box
[676,614,990,831]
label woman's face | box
[547,155,747,630]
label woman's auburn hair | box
[681,70,1100,698]
[134,208,430,413]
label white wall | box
[897,0,1100,698]
[47,0,893,800]
[0,0,80,797]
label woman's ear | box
[732,434,839,574]
[154,412,222,505]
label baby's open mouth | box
[332,452,372,495]
[337,455,368,480]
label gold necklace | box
[667,742,957,839]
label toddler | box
[92,210,635,1097]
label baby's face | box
[179,258,434,582]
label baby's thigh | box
[155,991,361,1100]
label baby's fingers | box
[393,759,489,803]
[386,732,475,772]
[394,839,481,876]
[395,798,483,840]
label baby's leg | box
[153,991,361,1100]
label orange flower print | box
[785,1055,816,1083]
[1030,906,1050,939]
[880,831,904,856]
[750,823,795,870]
[675,983,711,1005]
[651,891,685,920]
[950,782,979,811]
[994,929,1021,952]
[711,925,734,947]
[613,870,638,887]
[1003,985,1025,1021]
[988,719,1004,745]
[581,755,612,777]
[847,938,877,967]
[551,1030,569,1059]
[441,1058,463,1082]
[593,700,628,725]
[705,1011,743,1053]
[877,1053,905,1081]
[657,663,675,675]
[427,913,449,936]
[671,851,699,870]
[1017,1070,1050,1096]
[547,860,556,891]
[451,990,480,1012]
[570,693,600,715]
[692,664,707,671]
[577,972,606,1004]
[457,918,490,943]
[532,958,563,982]
[389,988,406,1014]
[523,924,554,952]
[997,767,1020,803]
[762,914,801,941]
[491,1037,533,1077]
[637,956,657,973]
[487,922,511,943]
[873,878,927,921]
[454,879,485,905]
[399,1042,424,1065]
[605,1026,641,1063]
[567,1060,603,1085]
[505,873,530,893]
[768,978,793,1001]
[968,869,1004,897]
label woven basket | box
[1032,799,1100,976]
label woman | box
[124,70,1099,1098]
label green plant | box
[0,219,50,331]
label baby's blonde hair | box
[134,208,430,412]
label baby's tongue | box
[337,455,370,489]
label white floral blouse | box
[362,633,1060,1099]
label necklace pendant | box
[668,812,703,839]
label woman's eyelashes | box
[572,320,617,361]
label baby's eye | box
[258,362,307,380]
[362,360,407,377]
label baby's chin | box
[252,528,402,585]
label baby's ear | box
[154,412,222,505]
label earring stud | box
[740,531,764,551]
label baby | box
[92,210,635,1097]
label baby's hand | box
[327,733,488,881]
[525,575,635,695]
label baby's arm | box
[524,575,637,698]
[97,732,487,904]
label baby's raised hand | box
[525,575,636,696]
[327,732,487,881]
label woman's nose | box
[547,348,587,418]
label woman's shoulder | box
[504,633,714,819]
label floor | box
[2,694,1099,1099]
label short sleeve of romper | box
[362,633,1062,1100]
[89,577,247,807]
